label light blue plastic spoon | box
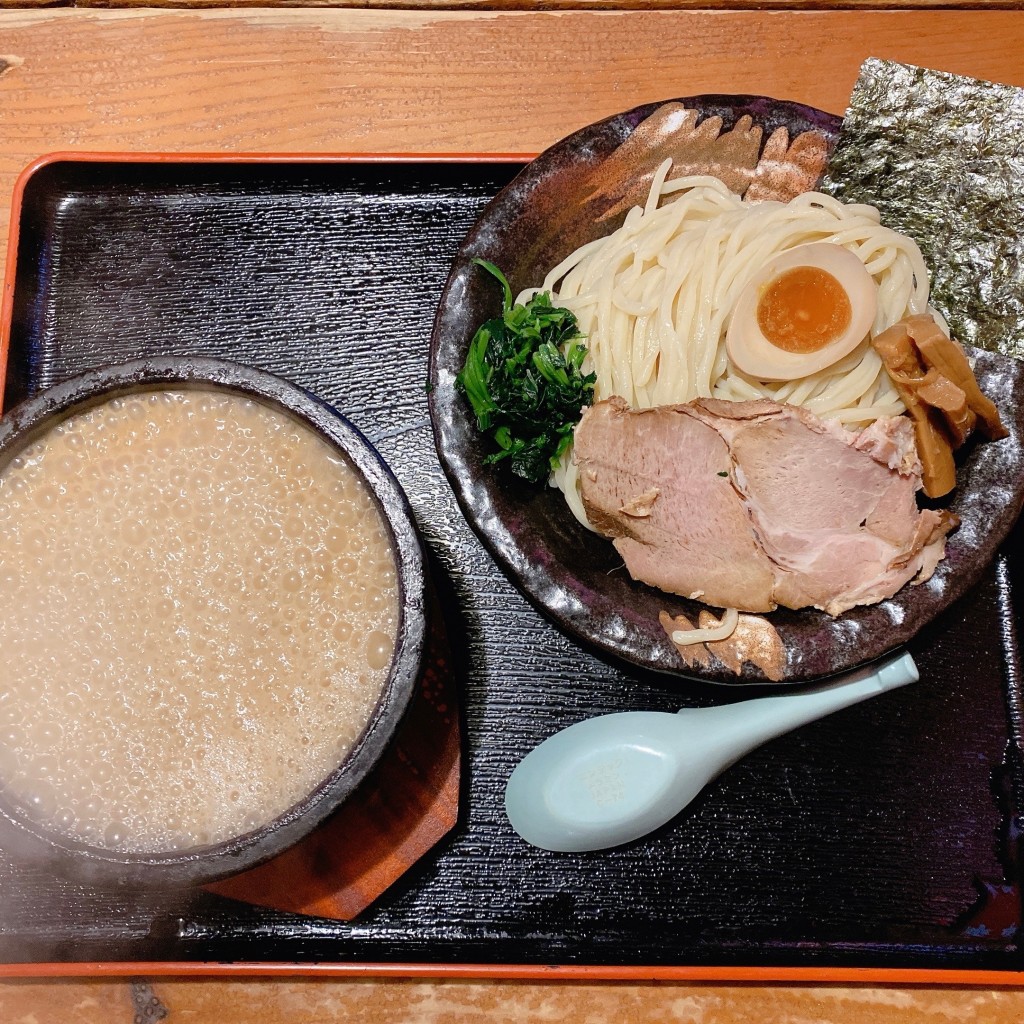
[505,651,918,852]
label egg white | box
[725,242,879,382]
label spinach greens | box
[456,259,595,484]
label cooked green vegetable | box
[456,259,595,484]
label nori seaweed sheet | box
[823,58,1024,360]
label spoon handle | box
[686,651,919,764]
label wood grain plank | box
[1,4,1023,1018]
[1,7,1021,287]
[55,1,1024,11]
[3,1,1022,13]
[0,1,1019,10]
[4,977,1024,1023]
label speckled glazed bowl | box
[0,356,427,888]
[429,94,1024,685]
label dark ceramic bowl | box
[0,356,427,888]
[429,94,1024,685]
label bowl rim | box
[426,92,1024,687]
[0,355,427,888]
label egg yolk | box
[756,266,852,354]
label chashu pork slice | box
[688,399,957,615]
[573,397,777,612]
[574,397,958,616]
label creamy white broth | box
[0,389,399,853]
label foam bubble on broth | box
[0,389,400,853]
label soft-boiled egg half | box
[726,242,878,381]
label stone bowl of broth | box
[0,356,427,888]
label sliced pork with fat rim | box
[574,396,959,616]
[573,397,777,612]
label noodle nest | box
[519,163,934,526]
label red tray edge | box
[0,961,1022,986]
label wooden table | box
[2,2,1024,1020]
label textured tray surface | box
[0,159,1020,970]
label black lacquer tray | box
[0,155,1022,976]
